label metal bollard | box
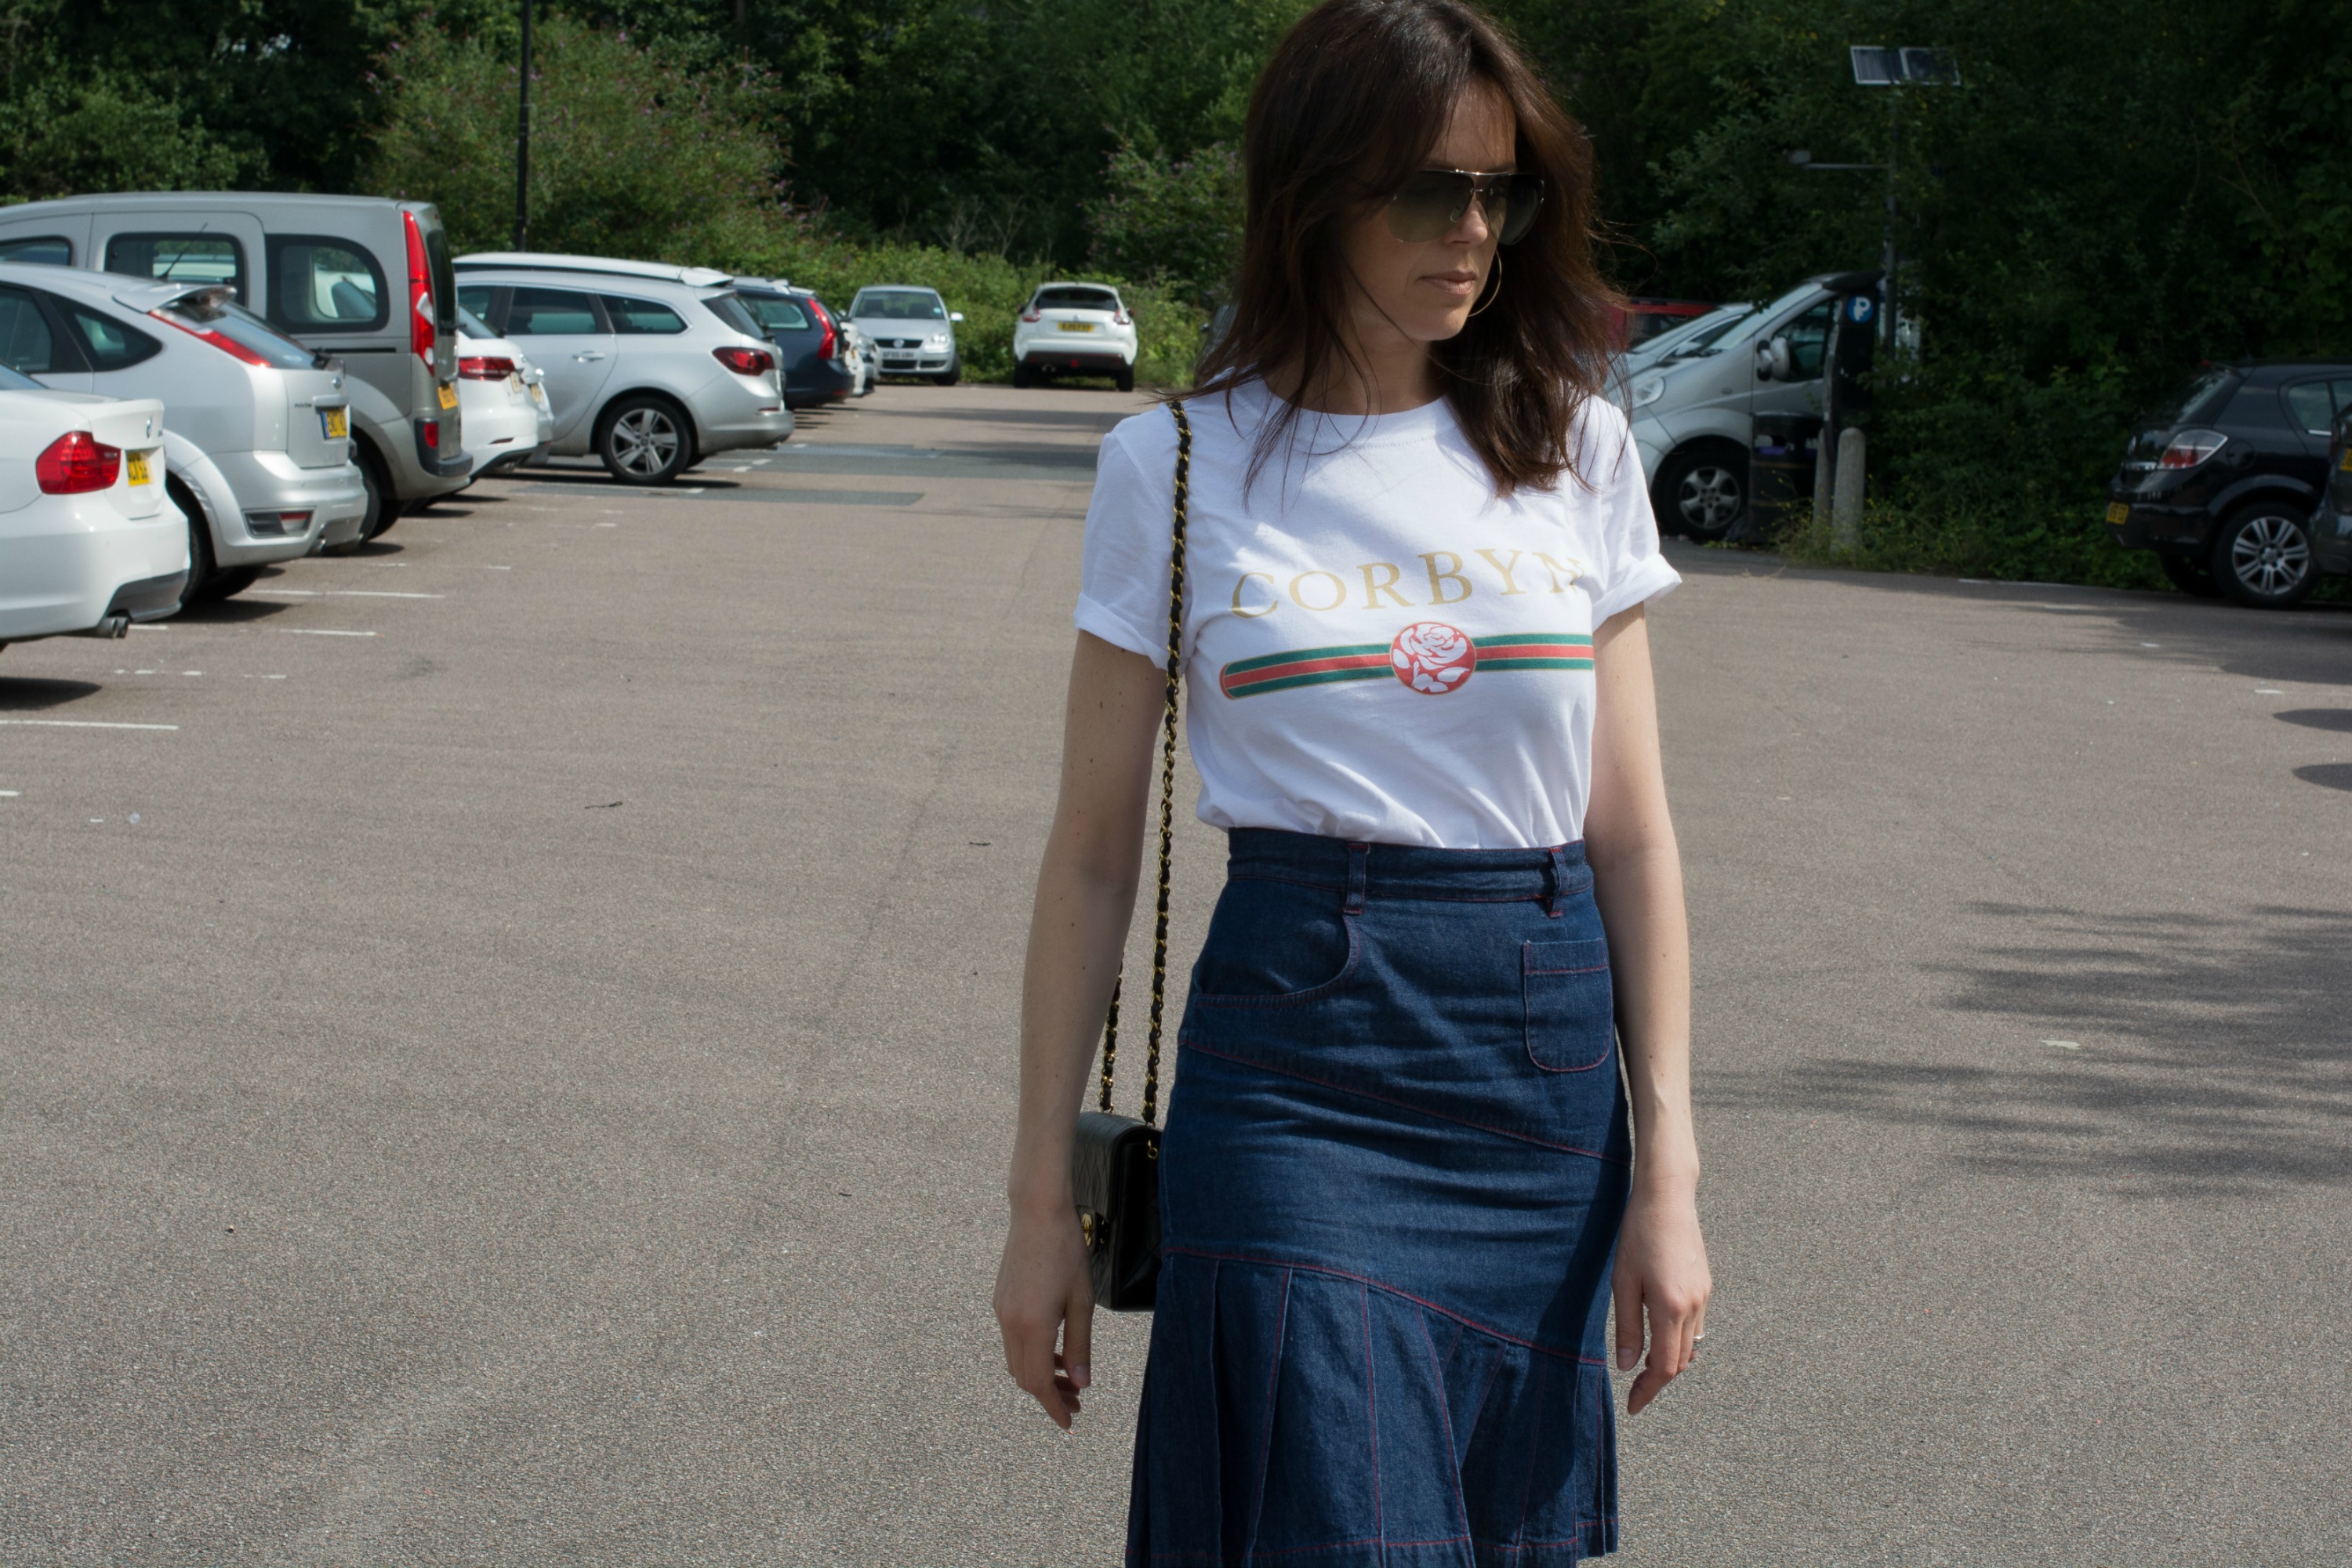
[1832,426,1867,548]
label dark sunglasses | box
[1385,169,1545,245]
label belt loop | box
[1544,844,1570,917]
[1345,841,1369,915]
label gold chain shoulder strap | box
[1097,399,1192,1126]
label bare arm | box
[993,630,1167,1428]
[1583,604,1711,1414]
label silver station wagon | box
[454,255,793,484]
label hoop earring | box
[1466,251,1503,318]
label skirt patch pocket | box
[1523,938,1614,1073]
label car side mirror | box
[1755,336,1792,381]
[949,311,964,324]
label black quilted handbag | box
[1069,400,1192,1313]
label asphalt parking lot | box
[4,382,2349,1565]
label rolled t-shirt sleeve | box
[1581,406,1682,625]
[1075,423,1177,659]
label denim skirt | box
[1128,829,1631,1568]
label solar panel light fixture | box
[1851,45,1960,85]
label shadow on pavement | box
[2292,763,2352,791]
[0,677,101,710]
[176,597,290,624]
[875,405,1128,430]
[2277,708,2352,732]
[1719,902,2352,1194]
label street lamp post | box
[1846,46,1958,354]
[514,0,533,251]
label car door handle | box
[574,351,608,362]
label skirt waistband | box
[1225,827,1588,907]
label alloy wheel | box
[610,407,682,478]
[1677,464,1744,532]
[2228,513,2310,598]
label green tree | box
[1088,138,1243,306]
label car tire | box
[1653,441,1748,541]
[1115,365,1136,394]
[172,480,216,612]
[322,448,392,555]
[2209,502,2318,608]
[935,358,961,387]
[2158,551,2224,598]
[596,395,695,485]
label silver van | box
[0,193,468,548]
[1624,274,1862,539]
[452,255,793,483]
[0,263,365,604]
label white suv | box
[1012,283,1138,392]
[453,254,792,484]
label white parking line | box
[279,629,377,637]
[245,589,444,599]
[0,719,178,731]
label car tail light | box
[1113,310,1131,326]
[147,308,274,366]
[1020,307,1041,323]
[404,211,435,369]
[35,430,121,493]
[809,300,837,361]
[2159,429,2228,469]
[419,419,440,449]
[459,355,516,380]
[713,344,774,376]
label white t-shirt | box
[1076,381,1678,849]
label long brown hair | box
[1192,0,1620,495]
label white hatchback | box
[0,368,185,645]
[455,306,553,477]
[1011,282,1138,392]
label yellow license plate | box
[2340,448,2351,471]
[437,382,458,410]
[1057,321,1095,332]
[321,406,348,439]
[2105,501,2130,524]
[125,450,152,485]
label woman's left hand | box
[1612,1179,1711,1414]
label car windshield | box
[1654,303,1759,359]
[0,361,41,390]
[853,290,944,320]
[2154,368,2239,427]
[1036,287,1118,311]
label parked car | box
[2314,408,2352,579]
[1011,281,1138,391]
[0,193,470,546]
[842,315,877,397]
[1613,297,1715,354]
[1618,301,1757,379]
[0,263,363,605]
[455,305,552,477]
[0,368,184,646]
[847,286,961,383]
[731,278,853,408]
[2106,362,2352,607]
[1624,271,1875,539]
[452,254,792,485]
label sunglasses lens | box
[1495,176,1544,245]
[1387,172,1470,242]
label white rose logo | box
[1389,621,1476,695]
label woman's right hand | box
[993,1203,1097,1429]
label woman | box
[993,0,1711,1559]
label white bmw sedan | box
[0,365,185,646]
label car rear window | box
[0,285,60,373]
[66,305,163,371]
[603,295,687,335]
[1036,287,1117,310]
[457,305,497,339]
[742,295,811,332]
[156,297,314,368]
[267,235,388,332]
[505,288,602,335]
[701,294,764,337]
[853,289,944,320]
[105,233,247,303]
[0,235,71,266]
[2157,368,2238,426]
[0,361,41,390]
